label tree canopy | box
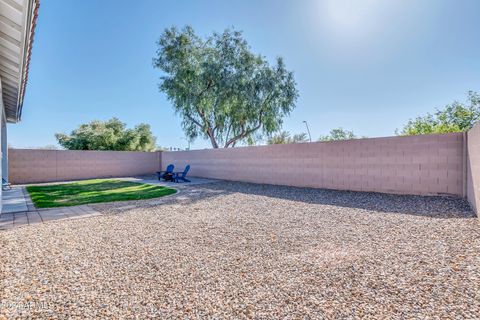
[398,91,480,135]
[318,128,357,141]
[55,118,157,151]
[267,131,308,144]
[153,26,299,148]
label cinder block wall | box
[467,123,480,212]
[162,133,465,196]
[9,149,162,184]
[9,131,476,203]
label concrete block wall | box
[9,149,162,184]
[467,123,480,212]
[9,131,478,207]
[162,133,465,196]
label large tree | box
[55,118,156,151]
[153,26,298,148]
[398,91,480,135]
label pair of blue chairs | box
[156,164,190,183]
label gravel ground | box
[1,181,479,319]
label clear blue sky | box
[9,0,480,149]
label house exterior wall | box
[9,149,162,184]
[0,84,3,212]
[2,112,7,182]
[162,133,464,196]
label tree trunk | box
[207,129,219,148]
[209,136,219,148]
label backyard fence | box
[8,124,480,215]
[466,123,480,213]
[162,133,465,197]
[8,149,161,184]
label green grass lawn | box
[26,179,177,208]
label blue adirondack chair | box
[172,165,191,183]
[156,164,174,181]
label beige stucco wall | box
[162,133,464,196]
[466,123,480,213]
[9,149,162,184]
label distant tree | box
[318,128,357,141]
[155,146,168,151]
[292,133,309,143]
[267,131,308,144]
[19,145,59,150]
[153,26,298,148]
[268,131,291,144]
[398,91,480,135]
[37,145,59,150]
[55,118,156,151]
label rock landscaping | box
[1,182,479,318]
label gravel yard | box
[1,181,479,319]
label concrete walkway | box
[0,186,101,230]
[0,206,102,230]
[1,187,28,213]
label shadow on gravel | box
[193,181,476,220]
